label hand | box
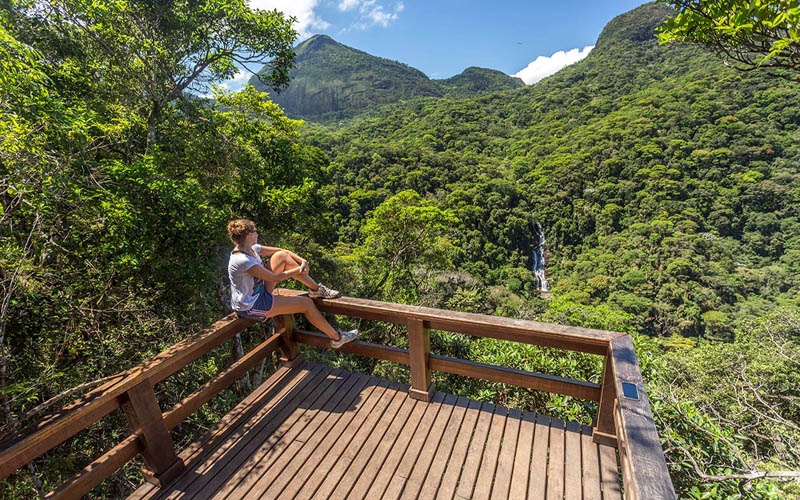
[299,261,309,275]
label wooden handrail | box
[2,292,675,499]
[609,335,675,500]
[0,314,250,481]
[46,330,287,500]
[278,290,622,355]
[45,435,142,500]
[0,314,284,499]
[293,329,602,400]
[428,355,602,401]
[162,330,284,430]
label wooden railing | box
[0,291,676,499]
[0,313,288,499]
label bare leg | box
[267,250,320,293]
[267,295,339,340]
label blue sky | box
[231,1,650,87]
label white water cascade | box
[532,222,550,292]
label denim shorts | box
[236,288,274,322]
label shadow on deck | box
[129,362,622,500]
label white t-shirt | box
[228,244,264,311]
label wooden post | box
[275,314,303,368]
[408,318,434,401]
[593,349,617,446]
[122,381,183,487]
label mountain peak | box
[594,3,674,50]
[436,67,524,98]
[250,35,441,120]
[297,34,339,52]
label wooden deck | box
[129,362,622,500]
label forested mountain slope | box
[250,34,442,120]
[435,66,525,99]
[251,34,524,121]
[307,2,800,339]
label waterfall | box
[532,222,550,292]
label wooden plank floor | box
[129,362,621,500]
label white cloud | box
[218,69,252,92]
[249,0,330,38]
[338,0,360,10]
[339,0,403,29]
[514,45,594,85]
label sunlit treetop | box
[658,0,800,80]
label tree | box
[350,190,458,301]
[658,1,800,79]
[1,4,322,494]
[656,308,800,496]
[11,0,297,147]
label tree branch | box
[675,445,800,484]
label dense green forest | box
[2,0,799,499]
[304,4,800,340]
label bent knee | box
[272,250,292,261]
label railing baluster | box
[276,314,303,368]
[408,318,433,401]
[121,381,183,486]
[593,350,618,446]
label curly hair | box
[226,219,256,245]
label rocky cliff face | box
[250,35,441,120]
[250,35,523,121]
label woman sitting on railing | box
[226,219,357,348]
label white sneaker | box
[309,283,340,299]
[330,329,358,349]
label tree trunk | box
[232,333,251,393]
[147,101,161,151]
